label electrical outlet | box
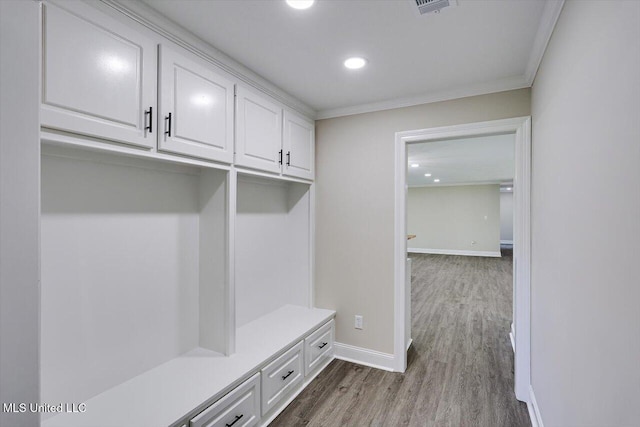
[355,315,363,330]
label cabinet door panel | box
[283,111,314,180]
[235,87,282,174]
[159,45,234,163]
[41,2,156,148]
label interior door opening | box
[394,117,531,404]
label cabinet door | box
[159,45,234,163]
[283,111,314,180]
[235,87,283,174]
[41,2,156,149]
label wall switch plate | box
[355,315,363,329]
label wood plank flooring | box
[271,250,530,426]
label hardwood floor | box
[271,250,530,427]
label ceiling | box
[139,0,559,118]
[407,133,515,187]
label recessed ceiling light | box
[424,173,431,177]
[344,57,367,70]
[506,187,512,191]
[410,163,419,168]
[286,0,315,10]
[434,179,440,183]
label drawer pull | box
[318,342,328,349]
[145,106,153,134]
[225,414,243,427]
[165,112,172,137]
[281,370,294,381]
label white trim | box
[509,323,515,353]
[394,116,532,403]
[527,385,544,427]
[524,0,566,85]
[333,342,396,372]
[316,2,564,120]
[234,166,313,186]
[317,76,528,119]
[405,338,413,352]
[41,129,232,172]
[408,248,501,258]
[501,240,514,245]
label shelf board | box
[43,305,335,427]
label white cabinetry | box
[304,320,334,376]
[41,2,156,149]
[260,342,304,415]
[283,111,314,180]
[38,2,328,427]
[190,373,260,427]
[235,88,315,180]
[158,45,234,163]
[235,87,282,174]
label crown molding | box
[99,0,317,119]
[524,0,566,85]
[316,0,564,120]
[316,75,529,120]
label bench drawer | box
[304,320,334,375]
[260,341,303,415]
[190,373,260,427]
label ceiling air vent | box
[414,0,457,15]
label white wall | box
[40,150,202,411]
[531,1,640,425]
[0,2,41,426]
[315,89,531,354]
[235,177,310,328]
[407,184,501,255]
[500,191,513,243]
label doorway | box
[393,117,531,403]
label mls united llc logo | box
[2,402,86,414]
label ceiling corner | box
[524,0,566,86]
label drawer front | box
[305,320,335,376]
[261,341,303,415]
[190,373,260,427]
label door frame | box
[393,116,531,402]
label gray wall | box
[315,89,530,354]
[0,1,41,426]
[408,185,501,254]
[499,191,513,243]
[531,0,640,424]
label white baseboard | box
[501,240,514,245]
[527,385,544,427]
[406,338,413,351]
[333,342,396,372]
[408,248,501,258]
[509,323,515,352]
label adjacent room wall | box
[315,88,530,354]
[500,191,513,243]
[531,1,640,425]
[407,184,500,255]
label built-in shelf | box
[43,305,334,427]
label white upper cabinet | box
[41,2,157,149]
[158,45,234,163]
[235,87,283,174]
[236,89,315,180]
[283,111,315,180]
